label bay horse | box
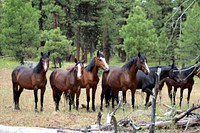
[100,53,150,111]
[160,62,200,107]
[50,59,84,111]
[104,64,179,108]
[81,51,109,112]
[11,52,50,112]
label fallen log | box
[173,104,200,123]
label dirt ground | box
[0,68,199,132]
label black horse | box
[104,63,179,108]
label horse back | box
[107,66,133,90]
[50,68,69,91]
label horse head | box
[74,58,84,80]
[136,52,150,75]
[95,51,109,71]
[168,63,181,82]
[41,52,50,72]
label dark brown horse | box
[160,63,200,107]
[11,52,50,112]
[81,51,109,112]
[50,59,84,111]
[100,53,150,111]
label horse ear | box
[48,52,50,56]
[138,52,141,57]
[171,59,175,68]
[74,58,78,63]
[41,52,43,56]
[97,51,100,57]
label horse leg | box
[92,86,97,112]
[144,88,153,107]
[86,86,90,112]
[187,88,192,107]
[69,92,74,111]
[111,91,116,110]
[16,87,23,110]
[55,91,62,111]
[76,88,81,110]
[179,88,184,107]
[131,90,136,109]
[145,93,151,107]
[100,92,104,111]
[173,87,177,106]
[40,88,46,112]
[13,83,19,110]
[34,90,39,112]
[167,86,173,105]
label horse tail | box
[102,71,112,105]
[49,70,56,87]
[11,67,21,84]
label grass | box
[0,58,199,132]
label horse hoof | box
[35,109,39,113]
[15,107,20,110]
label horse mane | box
[85,58,95,72]
[33,58,43,73]
[69,66,76,74]
[122,56,137,70]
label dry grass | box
[0,68,199,131]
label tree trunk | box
[77,27,81,60]
[102,31,109,64]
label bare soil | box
[0,68,199,132]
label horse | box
[11,52,50,112]
[49,59,84,111]
[80,51,109,112]
[104,63,179,108]
[160,62,200,107]
[100,53,150,111]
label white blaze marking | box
[100,57,109,70]
[77,64,82,79]
[144,61,150,73]
[44,62,48,71]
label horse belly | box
[18,76,33,89]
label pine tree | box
[39,27,73,68]
[0,0,40,62]
[178,2,200,64]
[120,5,158,60]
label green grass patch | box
[0,58,19,69]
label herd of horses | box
[11,52,200,112]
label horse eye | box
[99,59,102,61]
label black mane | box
[122,57,137,70]
[33,57,43,73]
[85,58,95,72]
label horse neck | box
[160,68,171,80]
[33,60,46,75]
[127,63,138,79]
[91,64,98,76]
[85,58,99,76]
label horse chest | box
[83,73,99,86]
[32,74,46,87]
